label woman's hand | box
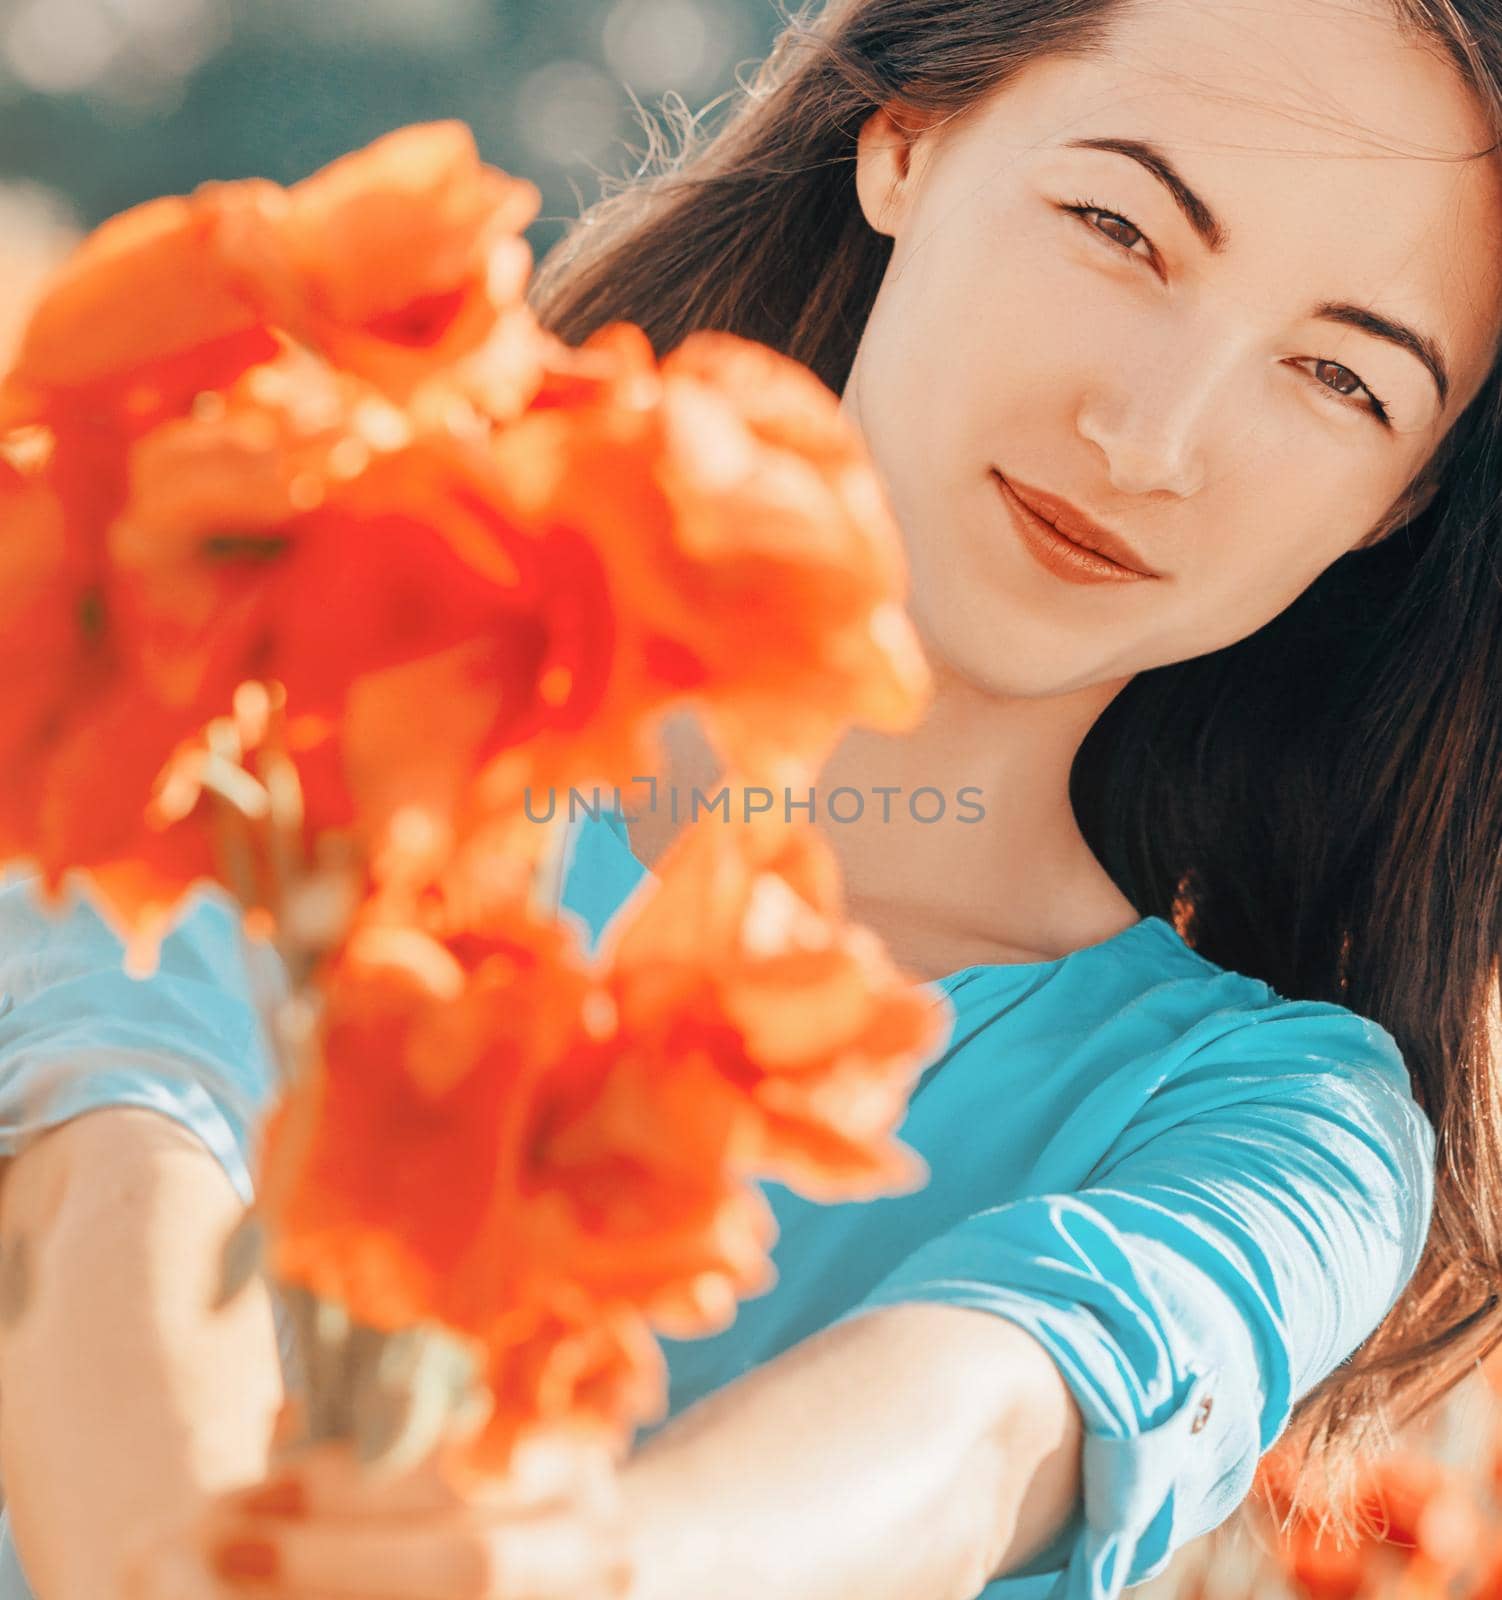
[122,1428,634,1600]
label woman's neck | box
[810,658,1140,976]
[630,657,1142,981]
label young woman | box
[4,0,1502,1596]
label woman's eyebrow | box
[1063,136,1228,251]
[1062,134,1451,412]
[1313,301,1450,411]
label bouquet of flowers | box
[0,120,955,1515]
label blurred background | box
[0,0,784,301]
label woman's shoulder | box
[1081,933,1437,1207]
[1139,921,1421,1110]
[1072,914,1421,1104]
[930,911,1434,1182]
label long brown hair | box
[528,0,1502,1538]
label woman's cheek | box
[1180,554,1323,660]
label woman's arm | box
[620,1302,1083,1600]
[0,1106,284,1598]
[150,1299,1081,1600]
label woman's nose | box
[1073,338,1236,500]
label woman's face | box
[844,0,1502,697]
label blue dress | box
[0,811,1437,1600]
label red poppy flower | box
[106,353,633,896]
[0,183,283,438]
[605,806,948,1200]
[237,122,546,404]
[0,447,224,963]
[489,322,932,790]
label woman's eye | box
[1295,357,1392,427]
[1062,198,1155,264]
[1315,359,1363,398]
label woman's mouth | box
[989,470,1160,585]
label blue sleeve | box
[0,867,284,1206]
[832,1005,1437,1599]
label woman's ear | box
[854,101,938,239]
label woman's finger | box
[222,1441,465,1521]
[203,1506,632,1600]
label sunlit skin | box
[118,3,1502,1598]
[813,0,1502,976]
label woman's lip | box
[990,471,1159,584]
